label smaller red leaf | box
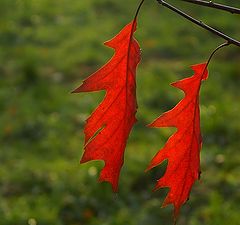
[146,63,208,219]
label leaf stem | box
[200,42,229,77]
[180,0,240,14]
[134,0,146,20]
[156,0,240,47]
[206,42,229,67]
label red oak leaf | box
[146,63,208,219]
[72,20,140,192]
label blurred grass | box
[0,0,239,224]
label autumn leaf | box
[72,20,141,192]
[146,63,208,219]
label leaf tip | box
[71,89,78,94]
[191,62,208,80]
[144,164,152,173]
[104,20,137,48]
[146,122,154,128]
[71,85,83,93]
[173,205,181,225]
[98,174,119,193]
[80,155,88,164]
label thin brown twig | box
[156,0,240,47]
[180,0,240,14]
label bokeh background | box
[0,0,239,224]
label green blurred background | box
[0,0,239,224]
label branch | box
[180,0,240,14]
[156,0,240,47]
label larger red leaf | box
[146,63,208,218]
[72,20,140,192]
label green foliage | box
[0,0,239,224]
